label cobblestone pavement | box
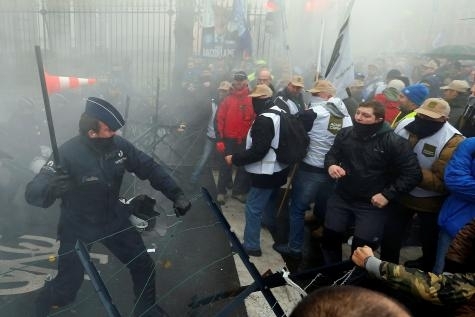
[220,193,422,317]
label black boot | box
[35,282,72,317]
[132,262,169,317]
[134,301,170,317]
[35,290,53,317]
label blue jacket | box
[438,137,475,237]
[25,135,182,241]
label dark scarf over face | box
[404,116,445,139]
[353,120,384,139]
[252,97,273,115]
[89,136,116,153]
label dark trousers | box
[380,203,439,271]
[321,193,389,264]
[35,226,159,317]
[216,138,250,195]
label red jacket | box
[374,93,400,124]
[216,86,255,142]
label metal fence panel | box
[0,0,280,94]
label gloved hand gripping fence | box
[173,194,191,217]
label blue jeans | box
[190,138,214,183]
[433,230,452,274]
[288,169,334,251]
[243,186,279,251]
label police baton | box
[122,95,130,138]
[34,45,60,165]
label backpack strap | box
[265,109,282,116]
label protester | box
[418,60,443,98]
[225,84,290,257]
[276,75,306,114]
[290,285,410,317]
[458,83,475,137]
[321,101,421,264]
[434,137,475,273]
[215,71,254,204]
[273,80,352,260]
[381,98,464,271]
[345,79,365,119]
[190,80,231,184]
[391,84,429,128]
[353,243,475,317]
[256,68,276,94]
[373,79,405,123]
[440,80,471,128]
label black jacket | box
[459,96,475,137]
[25,135,183,241]
[276,87,306,112]
[324,123,422,202]
[232,113,289,188]
[449,92,471,129]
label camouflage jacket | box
[379,261,475,315]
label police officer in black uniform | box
[25,97,191,317]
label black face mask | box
[353,120,384,138]
[252,97,272,114]
[89,136,115,152]
[404,116,445,139]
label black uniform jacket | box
[25,135,182,241]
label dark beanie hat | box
[85,97,125,131]
[386,69,401,81]
[401,84,429,106]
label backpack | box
[266,105,310,165]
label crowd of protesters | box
[2,52,475,316]
[173,53,475,317]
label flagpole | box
[323,0,356,98]
[316,17,325,81]
[278,0,292,74]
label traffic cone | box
[45,72,97,94]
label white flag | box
[324,0,355,99]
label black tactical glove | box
[129,195,160,219]
[48,173,74,198]
[173,194,191,217]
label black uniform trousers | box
[36,226,157,317]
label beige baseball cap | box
[307,80,336,95]
[421,60,438,69]
[387,79,405,92]
[440,80,470,93]
[415,98,451,119]
[290,75,305,88]
[248,84,273,98]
